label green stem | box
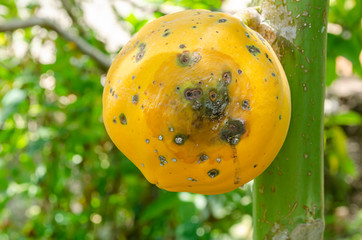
[252,0,329,239]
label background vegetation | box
[0,0,361,239]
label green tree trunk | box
[252,0,329,239]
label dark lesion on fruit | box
[246,45,261,56]
[207,169,219,178]
[220,119,245,145]
[119,113,127,125]
[222,71,232,84]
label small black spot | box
[245,32,250,38]
[238,69,242,75]
[109,87,113,93]
[222,71,232,84]
[163,31,171,37]
[192,26,197,28]
[216,31,219,33]
[138,86,141,89]
[132,75,135,80]
[279,115,282,120]
[184,88,203,100]
[119,113,127,125]
[145,139,150,144]
[220,119,245,145]
[272,73,276,77]
[164,28,169,32]
[176,86,180,91]
[179,44,186,49]
[207,169,219,178]
[264,78,267,82]
[276,95,279,100]
[254,164,258,168]
[268,58,272,63]
[132,94,139,104]
[113,117,117,124]
[174,134,187,145]
[218,18,227,23]
[246,45,261,56]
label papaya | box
[103,9,291,195]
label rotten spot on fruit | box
[220,119,245,145]
[119,113,127,125]
[246,45,261,56]
[222,71,232,84]
[184,88,203,100]
[208,169,219,178]
[132,94,139,104]
[174,134,187,145]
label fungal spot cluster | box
[246,45,261,56]
[220,119,245,145]
[159,155,167,166]
[184,88,203,100]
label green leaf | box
[0,88,26,125]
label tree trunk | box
[252,0,329,239]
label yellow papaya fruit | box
[103,9,291,195]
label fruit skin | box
[103,9,291,195]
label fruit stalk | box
[251,0,329,239]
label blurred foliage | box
[0,0,361,239]
[326,0,362,85]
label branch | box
[0,17,112,71]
